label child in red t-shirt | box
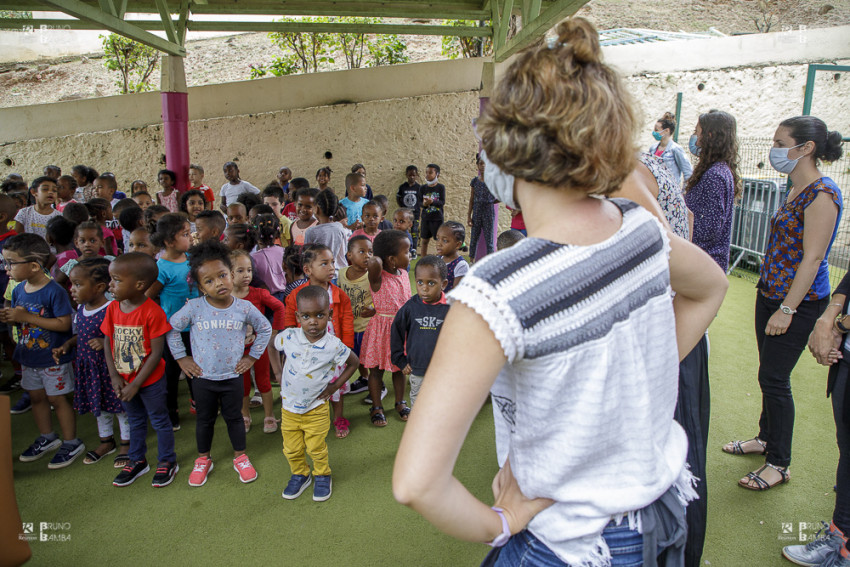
[188,164,215,210]
[102,252,176,488]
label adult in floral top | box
[724,115,844,492]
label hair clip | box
[546,35,559,49]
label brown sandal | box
[739,463,790,491]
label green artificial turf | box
[6,275,840,566]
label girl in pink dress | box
[360,230,411,427]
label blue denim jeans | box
[487,521,643,567]
[121,376,176,464]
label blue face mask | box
[769,143,805,174]
[652,131,663,142]
[688,134,701,157]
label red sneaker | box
[189,399,197,415]
[233,454,257,483]
[188,456,213,487]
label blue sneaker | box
[821,549,850,567]
[282,474,311,500]
[313,475,332,501]
[19,434,61,462]
[783,522,846,566]
[10,392,31,414]
[48,440,86,469]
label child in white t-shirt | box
[13,177,61,241]
[275,285,359,502]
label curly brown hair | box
[685,109,742,199]
[476,17,637,196]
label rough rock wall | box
[2,90,513,235]
[630,60,850,141]
[3,59,849,247]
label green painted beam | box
[495,0,587,61]
[496,0,512,49]
[522,0,541,23]
[97,0,116,16]
[186,3,490,19]
[188,21,492,36]
[116,0,128,17]
[0,17,492,36]
[0,0,491,19]
[489,0,500,49]
[38,0,186,55]
[176,0,188,44]
[153,0,178,43]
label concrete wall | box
[2,25,849,243]
[1,58,486,143]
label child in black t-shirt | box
[418,164,445,257]
[396,165,421,255]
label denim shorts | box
[484,521,643,567]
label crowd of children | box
[0,161,505,502]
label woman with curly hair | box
[684,109,741,272]
[393,16,728,566]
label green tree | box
[100,33,160,94]
[441,20,492,59]
[268,16,335,75]
[367,33,409,67]
[251,16,408,78]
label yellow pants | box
[281,402,331,477]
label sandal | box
[334,417,350,438]
[739,463,790,491]
[263,416,279,434]
[395,401,411,422]
[114,441,131,469]
[722,437,766,455]
[370,406,387,427]
[243,415,252,433]
[83,436,116,465]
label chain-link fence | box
[727,136,850,289]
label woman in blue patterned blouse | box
[724,116,844,492]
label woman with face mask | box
[724,116,844,493]
[393,17,729,567]
[649,112,693,185]
[683,109,741,272]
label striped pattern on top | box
[449,198,688,566]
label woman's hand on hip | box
[492,458,554,535]
[765,310,793,336]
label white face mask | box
[769,143,806,174]
[480,150,517,210]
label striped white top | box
[449,199,690,566]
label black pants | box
[673,335,710,567]
[192,377,245,454]
[163,331,193,425]
[755,294,827,467]
[833,361,850,549]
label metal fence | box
[727,136,850,289]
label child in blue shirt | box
[340,172,368,231]
[1,233,84,468]
[168,240,272,487]
[147,213,198,428]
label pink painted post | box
[474,96,499,261]
[161,91,190,194]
